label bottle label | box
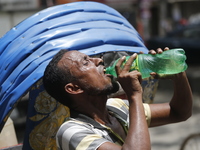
[118,56,139,72]
[127,56,139,71]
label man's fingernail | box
[122,56,126,59]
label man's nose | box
[92,57,104,66]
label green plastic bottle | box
[105,48,188,79]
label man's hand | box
[147,47,193,127]
[108,53,151,150]
[148,47,180,80]
[115,53,143,97]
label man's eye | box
[83,60,89,65]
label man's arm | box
[98,54,151,150]
[149,71,193,127]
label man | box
[43,48,192,150]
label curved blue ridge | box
[0,1,148,131]
[1,52,55,101]
[0,1,125,54]
[79,44,147,56]
[0,11,133,59]
[0,26,143,86]
[0,12,135,73]
[0,60,51,123]
[0,11,137,84]
[0,45,147,110]
[0,43,146,100]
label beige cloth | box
[0,117,18,148]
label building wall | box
[149,1,200,38]
[0,0,199,38]
[0,11,37,37]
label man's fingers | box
[123,53,137,71]
[156,48,163,54]
[139,51,144,54]
[164,47,169,51]
[115,53,137,76]
[149,47,169,55]
[148,49,156,55]
[115,56,126,76]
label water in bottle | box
[105,48,188,79]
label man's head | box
[43,49,119,106]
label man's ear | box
[64,83,83,94]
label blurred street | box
[150,65,200,150]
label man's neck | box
[70,94,110,125]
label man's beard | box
[84,79,119,96]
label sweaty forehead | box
[58,50,85,68]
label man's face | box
[58,51,119,95]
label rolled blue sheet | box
[0,1,148,131]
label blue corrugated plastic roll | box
[0,1,148,131]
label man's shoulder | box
[107,98,129,110]
[106,98,129,121]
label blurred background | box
[0,0,199,149]
[1,0,200,63]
